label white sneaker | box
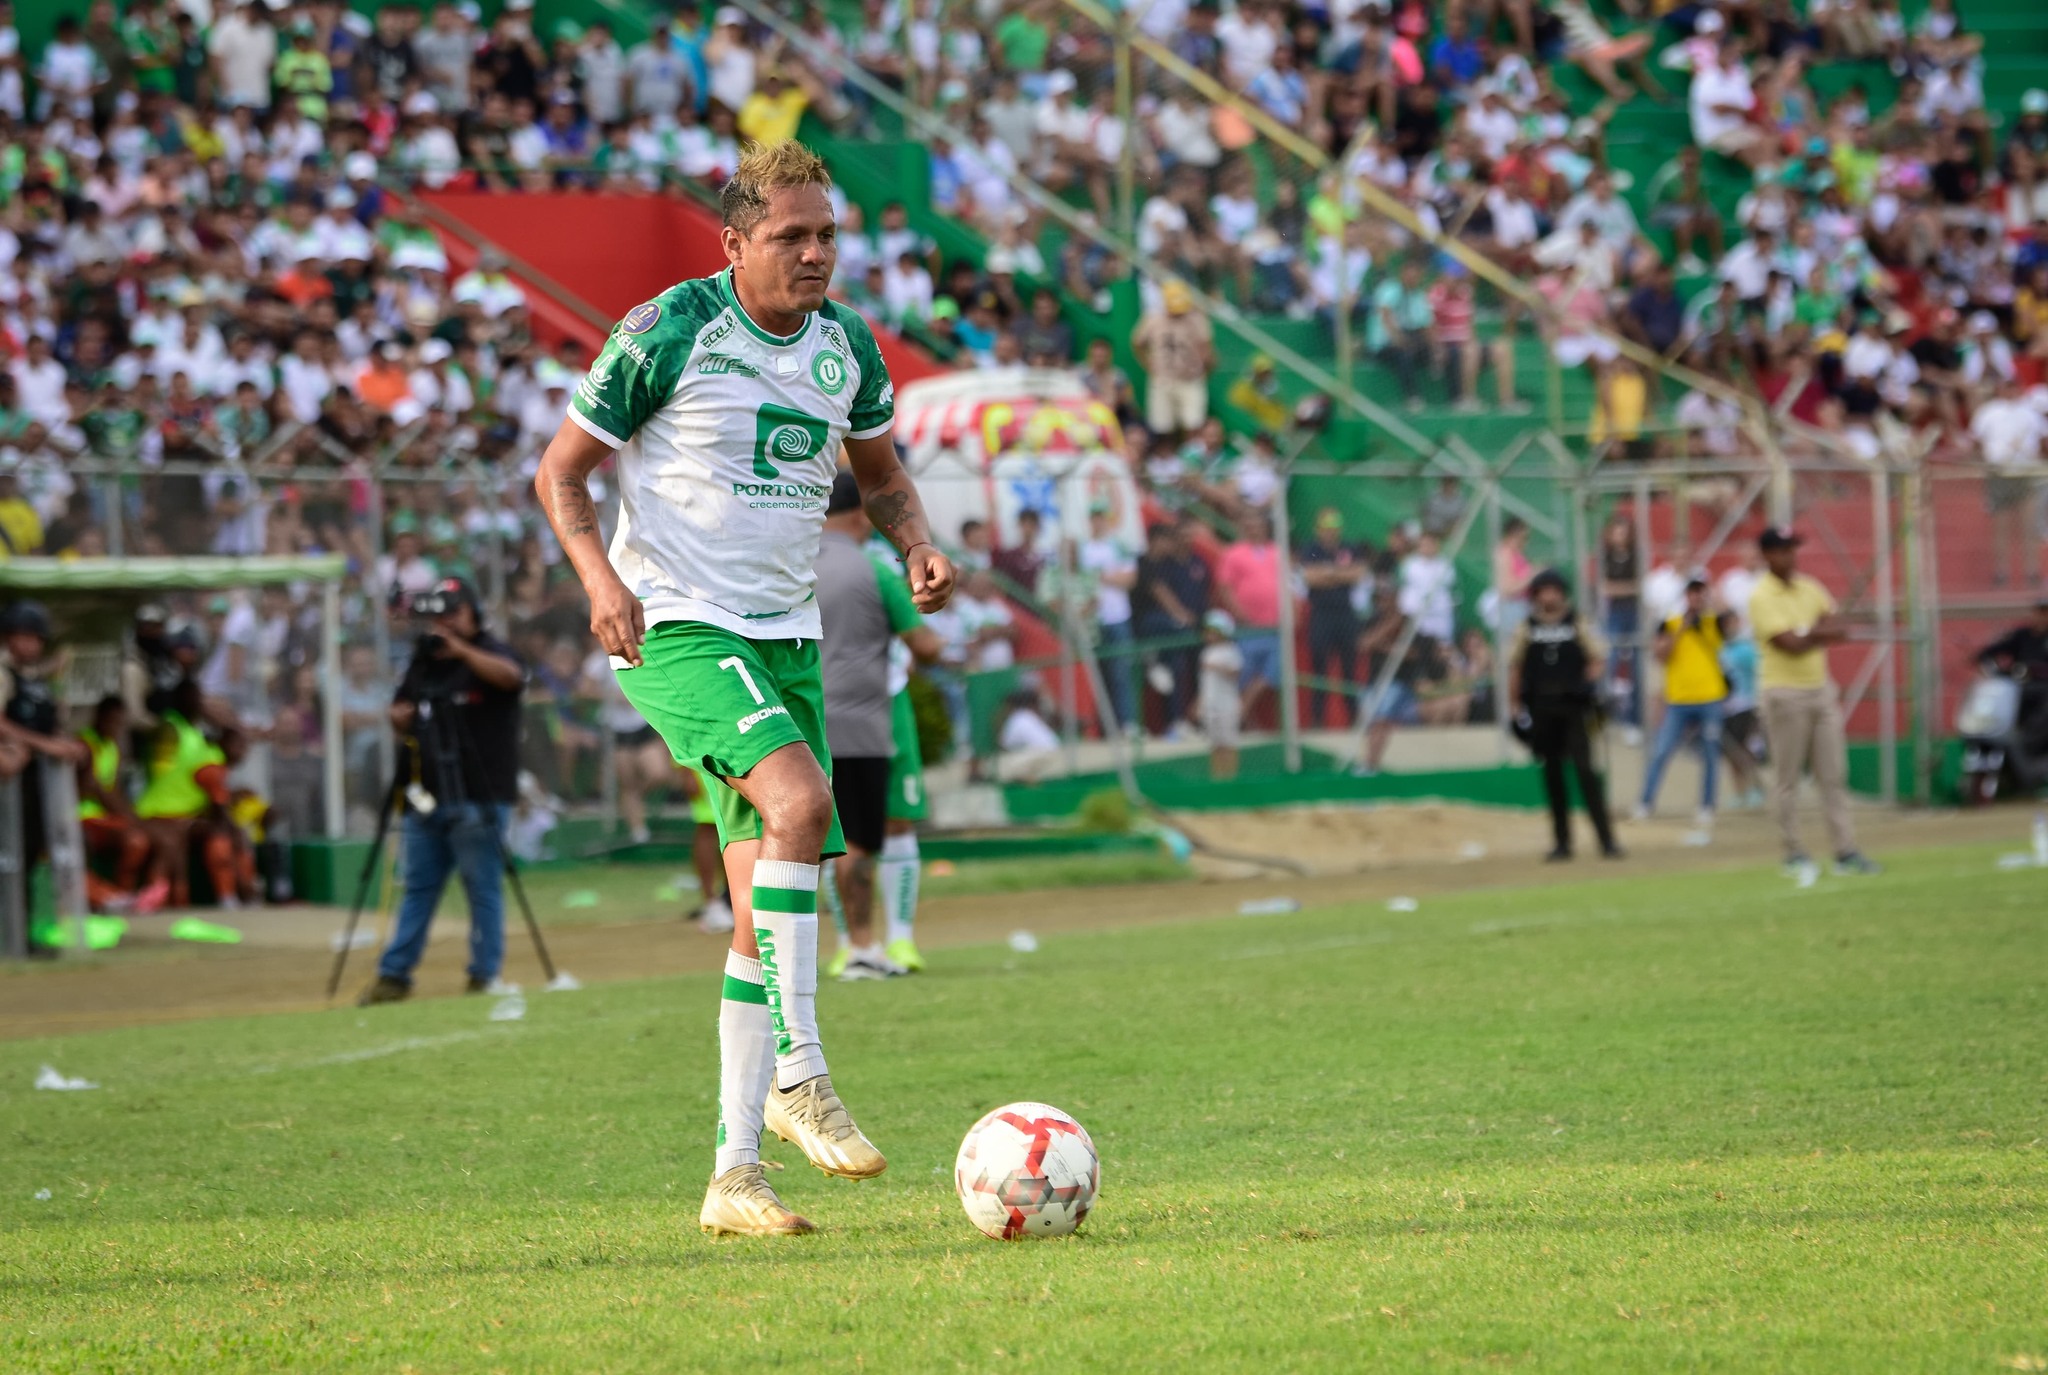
[1628,802,1651,822]
[628,824,651,846]
[699,895,735,934]
[1693,808,1715,830]
[838,948,907,981]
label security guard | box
[1507,570,1623,861]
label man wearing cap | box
[2002,89,2048,226]
[1132,280,1214,438]
[813,472,942,981]
[1298,507,1365,728]
[361,577,527,1005]
[1748,528,1879,877]
[1633,574,1731,830]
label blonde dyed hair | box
[720,140,834,235]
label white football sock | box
[819,860,848,940]
[880,831,920,945]
[714,950,774,1176]
[751,858,828,1089]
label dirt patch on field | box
[0,805,2024,1040]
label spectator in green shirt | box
[274,22,332,121]
[993,4,1050,78]
[1368,258,1435,412]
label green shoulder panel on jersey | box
[821,300,896,440]
[569,276,726,447]
[866,545,922,635]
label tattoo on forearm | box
[551,475,597,539]
[865,489,911,535]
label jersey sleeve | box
[840,308,895,440]
[870,550,922,633]
[567,305,688,448]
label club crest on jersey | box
[812,350,848,395]
[620,301,662,335]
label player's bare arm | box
[535,418,646,666]
[845,430,954,614]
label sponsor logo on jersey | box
[610,332,652,367]
[812,350,847,395]
[732,480,832,499]
[750,402,830,479]
[699,352,760,377]
[620,301,662,335]
[700,312,738,352]
[736,702,791,735]
[575,368,610,410]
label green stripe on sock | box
[751,884,817,914]
[722,973,769,1004]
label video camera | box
[406,577,481,656]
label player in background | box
[865,515,934,973]
[815,471,942,981]
[534,142,954,1238]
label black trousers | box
[1307,623,1357,728]
[1528,701,1615,853]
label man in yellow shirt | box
[737,68,810,148]
[1633,574,1729,827]
[1746,527,1878,876]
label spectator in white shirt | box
[1688,41,1769,166]
[1971,376,2048,587]
[9,336,70,427]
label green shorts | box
[886,689,927,822]
[684,765,719,826]
[615,621,844,856]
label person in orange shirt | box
[355,342,414,413]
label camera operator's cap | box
[1758,525,1803,551]
[0,600,53,640]
[1203,608,1236,635]
[429,575,481,613]
[827,469,863,515]
[1529,568,1571,598]
[1685,569,1710,590]
[135,602,169,626]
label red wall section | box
[420,191,943,384]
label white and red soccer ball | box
[954,1102,1099,1239]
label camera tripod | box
[326,697,560,998]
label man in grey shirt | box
[410,3,475,113]
[815,472,940,982]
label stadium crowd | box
[3,0,2046,792]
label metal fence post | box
[0,772,24,960]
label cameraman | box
[361,578,527,1006]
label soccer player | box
[815,472,942,981]
[535,142,955,1238]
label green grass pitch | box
[3,842,2044,1372]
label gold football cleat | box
[699,1163,815,1237]
[765,1074,888,1179]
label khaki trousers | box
[1760,685,1858,862]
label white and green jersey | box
[567,268,895,640]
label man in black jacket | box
[1507,570,1623,861]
